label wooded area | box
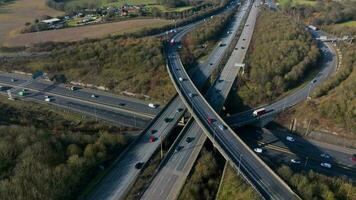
[281,0,356,26]
[232,9,320,108]
[0,37,175,102]
[0,97,135,199]
[278,165,355,199]
[180,6,237,70]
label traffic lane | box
[191,6,247,88]
[91,7,242,199]
[0,73,158,116]
[142,2,253,198]
[207,114,296,199]
[171,50,299,199]
[170,52,298,199]
[0,85,152,128]
[168,122,205,172]
[260,146,356,180]
[239,128,356,170]
[20,90,150,128]
[225,40,337,126]
[263,129,356,168]
[87,95,186,200]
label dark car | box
[175,145,184,152]
[135,162,144,169]
[119,102,126,106]
[150,129,157,134]
[164,118,172,123]
[186,137,194,143]
[176,108,183,112]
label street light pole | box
[238,154,242,175]
[305,156,309,167]
[160,134,163,159]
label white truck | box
[252,108,266,117]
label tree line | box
[0,98,134,199]
[281,0,356,26]
[278,165,355,200]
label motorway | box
[0,72,157,117]
[141,0,254,199]
[225,40,337,127]
[166,0,301,198]
[85,1,242,200]
[239,127,356,179]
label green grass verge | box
[277,0,317,7]
[216,164,260,200]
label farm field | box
[0,0,63,46]
[3,18,171,47]
[336,20,356,27]
[64,0,158,8]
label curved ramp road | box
[165,1,300,199]
[141,0,254,199]
[85,2,241,200]
[225,41,337,127]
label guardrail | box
[165,22,301,199]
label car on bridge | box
[286,136,295,142]
[320,162,332,169]
[321,153,331,159]
[290,159,301,164]
[254,147,263,153]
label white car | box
[148,103,159,108]
[286,136,295,142]
[320,162,332,168]
[179,77,184,82]
[254,148,263,153]
[45,97,52,102]
[320,153,331,159]
[218,124,225,131]
[290,159,301,164]
[91,94,98,98]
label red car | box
[149,136,156,143]
[352,154,356,162]
[208,117,213,124]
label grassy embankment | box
[216,164,260,200]
[0,37,176,102]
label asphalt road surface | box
[225,40,337,127]
[239,127,356,180]
[166,0,301,198]
[141,0,255,199]
[85,2,242,200]
[0,80,151,128]
[0,72,157,118]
